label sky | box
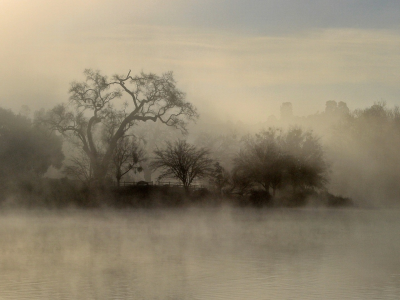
[1,0,400,123]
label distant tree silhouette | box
[337,101,350,115]
[325,100,349,116]
[151,140,213,192]
[325,100,338,114]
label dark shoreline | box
[0,178,353,209]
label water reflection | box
[0,207,399,299]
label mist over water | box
[0,207,399,299]
[2,1,400,299]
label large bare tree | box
[40,69,198,185]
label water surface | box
[0,207,399,299]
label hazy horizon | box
[1,1,400,123]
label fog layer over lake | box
[0,207,399,299]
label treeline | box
[269,100,400,206]
[325,102,400,205]
[0,103,345,208]
[1,68,398,208]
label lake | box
[0,206,399,299]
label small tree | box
[151,140,213,192]
[111,136,146,186]
[134,121,184,182]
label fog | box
[1,2,400,208]
[1,1,400,122]
[274,101,400,207]
[0,207,399,299]
[1,1,400,298]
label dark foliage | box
[208,162,230,195]
[247,190,273,207]
[233,127,328,200]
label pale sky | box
[1,0,400,122]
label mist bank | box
[189,101,400,208]
[1,100,400,208]
[0,207,399,299]
[270,101,400,207]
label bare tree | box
[111,136,146,186]
[151,140,213,192]
[38,69,198,186]
[63,150,93,187]
[134,121,184,182]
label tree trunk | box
[115,168,122,187]
[184,184,190,196]
[92,162,108,187]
